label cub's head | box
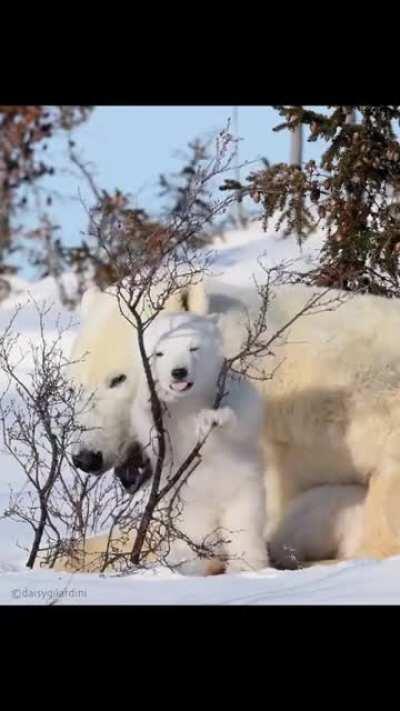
[144,312,224,403]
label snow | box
[2,556,400,605]
[211,219,323,287]
[1,220,400,605]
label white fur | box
[268,484,366,569]
[130,312,268,575]
[255,284,400,547]
[68,277,400,568]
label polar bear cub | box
[130,311,268,576]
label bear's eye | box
[109,374,127,388]
[155,352,164,358]
[189,346,199,352]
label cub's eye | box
[189,347,199,352]
[155,352,164,358]
[109,374,127,389]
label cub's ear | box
[80,286,101,320]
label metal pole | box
[290,123,303,166]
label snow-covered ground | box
[1,221,400,605]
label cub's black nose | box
[171,367,188,380]
[72,449,103,474]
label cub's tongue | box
[172,381,190,392]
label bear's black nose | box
[72,449,103,474]
[171,367,188,381]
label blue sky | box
[18,106,327,275]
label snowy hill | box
[1,222,400,605]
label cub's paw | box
[225,553,269,574]
[196,407,236,441]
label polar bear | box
[130,311,268,575]
[62,277,400,571]
[257,286,400,561]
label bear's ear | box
[80,286,101,320]
[186,281,209,315]
[163,281,209,316]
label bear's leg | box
[165,504,225,576]
[262,440,300,540]
[220,484,268,573]
[353,462,400,560]
[268,484,366,569]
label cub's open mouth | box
[169,381,193,393]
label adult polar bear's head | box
[69,281,209,475]
[142,311,224,405]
